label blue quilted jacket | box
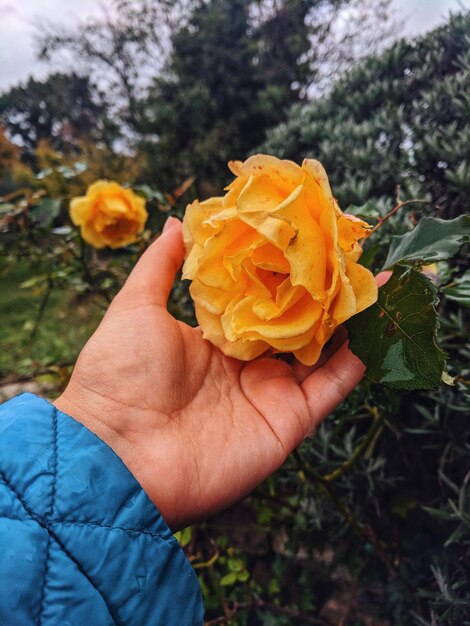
[0,393,204,625]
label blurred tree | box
[262,11,470,218]
[0,126,20,171]
[0,74,113,160]
[307,0,399,95]
[0,125,20,174]
[37,0,194,131]
[140,0,398,190]
[140,0,281,189]
[35,0,396,190]
[0,125,21,194]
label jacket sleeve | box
[0,393,204,626]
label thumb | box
[301,339,365,430]
[117,217,185,307]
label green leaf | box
[31,198,61,228]
[20,274,49,289]
[422,506,455,522]
[134,184,165,203]
[347,265,447,390]
[358,243,381,269]
[444,524,466,547]
[442,272,470,308]
[256,503,273,524]
[237,570,250,582]
[345,201,380,220]
[219,571,239,587]
[227,557,244,572]
[383,215,470,269]
[173,526,192,548]
[0,202,15,215]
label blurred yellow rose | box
[182,155,378,366]
[70,181,148,249]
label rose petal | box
[69,198,90,225]
[238,154,303,194]
[237,176,297,250]
[182,155,378,366]
[190,279,238,315]
[197,304,268,360]
[345,259,378,314]
[227,293,322,340]
[183,198,224,249]
[293,339,324,366]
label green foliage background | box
[263,13,470,218]
[0,4,469,625]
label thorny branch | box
[370,197,435,233]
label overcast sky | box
[0,0,467,93]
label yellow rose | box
[70,181,148,249]
[182,155,378,366]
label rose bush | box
[182,155,377,365]
[70,180,148,249]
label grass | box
[0,262,104,382]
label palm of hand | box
[56,219,364,529]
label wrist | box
[53,382,135,477]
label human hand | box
[54,218,370,530]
